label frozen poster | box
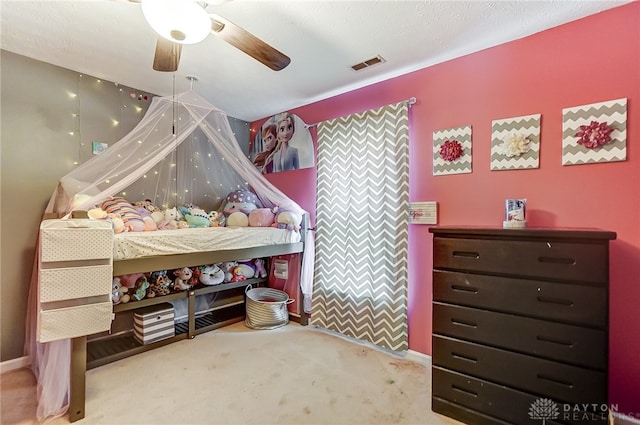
[251,112,314,174]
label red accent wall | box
[252,3,640,413]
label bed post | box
[188,291,196,338]
[69,336,87,422]
[299,213,311,326]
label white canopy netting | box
[46,90,303,216]
[27,90,313,420]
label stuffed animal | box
[219,261,238,282]
[156,207,179,230]
[249,208,276,227]
[149,270,171,286]
[230,266,247,282]
[272,208,303,232]
[87,207,107,220]
[208,211,220,227]
[118,273,147,289]
[131,276,150,301]
[147,270,172,298]
[151,210,165,225]
[173,267,194,291]
[142,216,158,231]
[183,207,211,228]
[176,220,190,229]
[134,207,151,218]
[101,197,146,232]
[234,260,257,279]
[134,199,161,214]
[87,208,126,234]
[198,264,225,286]
[108,214,126,234]
[226,212,249,227]
[135,207,158,231]
[254,258,267,279]
[112,277,130,304]
[222,189,260,227]
[188,267,201,287]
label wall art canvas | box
[408,201,438,224]
[490,114,541,170]
[562,98,627,166]
[433,125,472,176]
[249,112,315,174]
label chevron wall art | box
[491,114,541,170]
[312,102,409,352]
[433,125,472,175]
[562,98,627,166]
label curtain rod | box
[305,97,417,129]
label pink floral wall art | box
[562,98,627,166]
[433,125,472,176]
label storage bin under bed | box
[134,303,175,345]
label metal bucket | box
[244,286,294,330]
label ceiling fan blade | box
[153,36,182,72]
[209,14,290,71]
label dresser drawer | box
[433,303,606,369]
[433,270,607,327]
[433,237,609,283]
[433,335,606,404]
[433,367,607,425]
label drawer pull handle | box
[537,374,574,388]
[452,251,480,259]
[452,285,479,294]
[537,295,574,306]
[452,352,478,363]
[452,385,478,397]
[451,318,477,328]
[538,256,576,265]
[537,335,573,347]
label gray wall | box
[0,50,250,362]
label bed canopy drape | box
[26,90,311,420]
[46,90,303,216]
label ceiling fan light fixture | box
[141,0,211,45]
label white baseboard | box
[613,412,640,425]
[0,356,30,374]
[405,349,432,366]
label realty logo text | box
[529,398,613,423]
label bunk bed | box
[27,90,314,422]
[56,216,309,422]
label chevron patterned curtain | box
[311,102,409,351]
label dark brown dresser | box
[428,227,616,425]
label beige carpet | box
[2,322,464,425]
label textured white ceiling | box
[0,0,632,121]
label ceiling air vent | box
[351,55,386,71]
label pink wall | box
[252,3,640,414]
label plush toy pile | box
[112,258,269,303]
[85,189,302,233]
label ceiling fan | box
[133,0,290,72]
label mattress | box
[113,226,301,261]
